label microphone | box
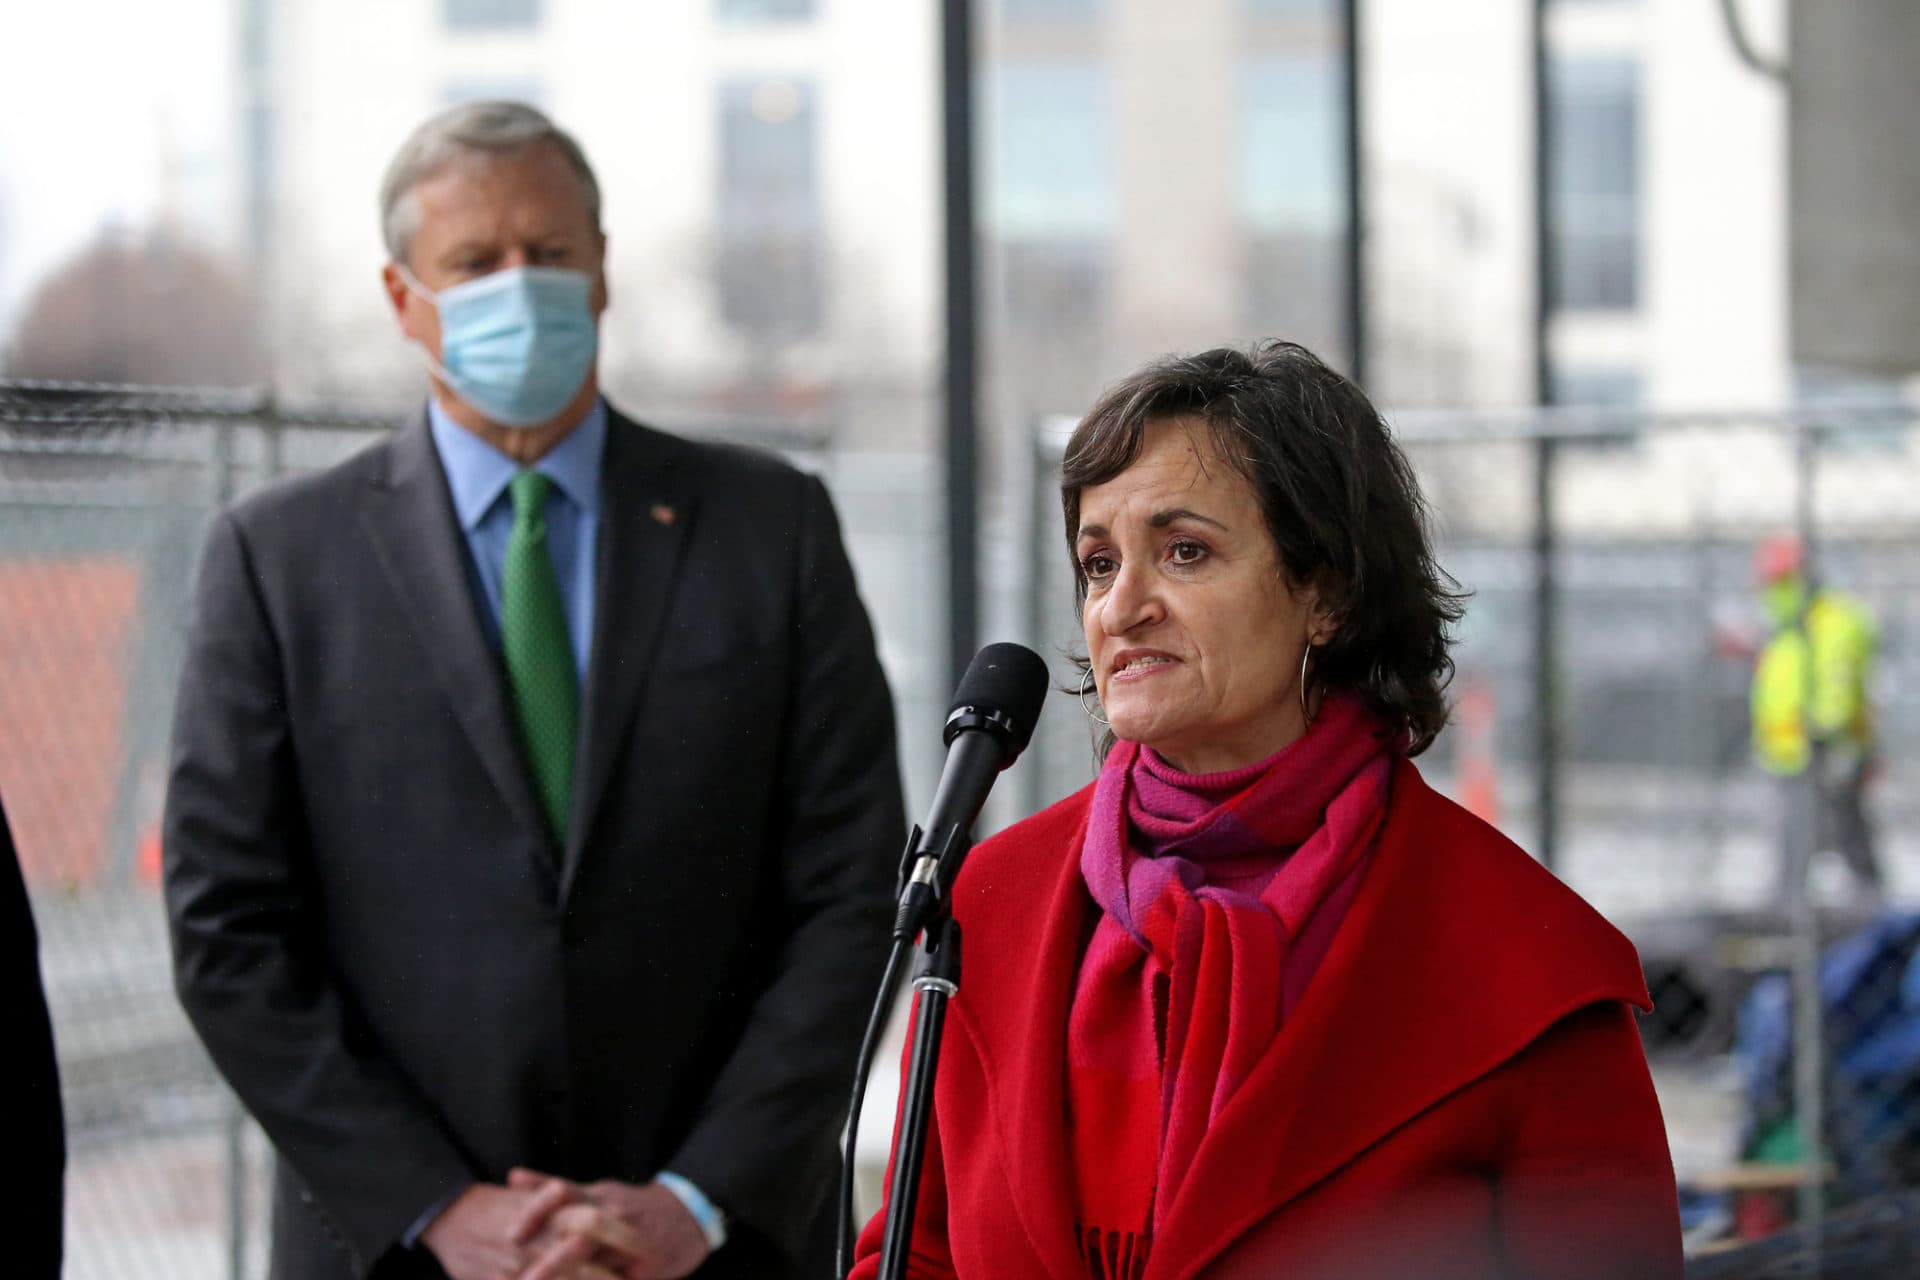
[892,642,1050,942]
[836,643,1049,1276]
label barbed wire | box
[0,379,400,432]
[0,379,838,456]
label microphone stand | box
[876,881,965,1278]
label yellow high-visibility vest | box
[1751,590,1876,775]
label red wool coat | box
[852,760,1682,1280]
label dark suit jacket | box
[2,792,65,1279]
[164,405,904,1280]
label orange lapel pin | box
[649,504,676,526]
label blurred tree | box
[4,226,264,386]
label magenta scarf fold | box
[1064,692,1397,1274]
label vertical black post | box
[213,418,238,508]
[1531,0,1560,870]
[1532,436,1559,872]
[1788,420,1826,1249]
[1022,425,1051,819]
[225,1108,248,1280]
[241,0,274,387]
[1532,0,1555,406]
[1342,0,1366,387]
[240,0,273,265]
[262,391,284,481]
[943,0,980,694]
[213,410,250,1280]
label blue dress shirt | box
[428,396,604,682]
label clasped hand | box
[421,1168,712,1280]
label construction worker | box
[1750,533,1881,901]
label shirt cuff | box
[403,1186,467,1249]
[655,1170,729,1251]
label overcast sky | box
[0,0,235,341]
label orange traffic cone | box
[136,823,163,885]
[1456,677,1502,827]
[1460,754,1501,827]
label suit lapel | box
[1149,762,1652,1279]
[360,410,556,878]
[560,412,694,899]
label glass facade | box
[988,60,1113,338]
[1002,0,1103,22]
[716,77,823,341]
[717,0,814,22]
[438,79,544,108]
[443,0,541,30]
[1550,54,1641,310]
[1239,49,1345,352]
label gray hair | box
[379,100,603,265]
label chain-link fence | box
[1012,403,1920,1259]
[0,380,953,1278]
[10,379,1919,1268]
[1,385,384,1278]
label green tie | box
[502,470,578,843]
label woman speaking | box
[851,342,1681,1279]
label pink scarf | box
[1065,692,1397,1277]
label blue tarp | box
[1736,911,1920,1200]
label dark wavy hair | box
[1060,340,1466,756]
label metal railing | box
[9,379,1920,1268]
[1015,401,1920,1259]
[0,381,892,1279]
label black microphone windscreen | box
[948,642,1050,757]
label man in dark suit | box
[2,790,65,1278]
[163,100,904,1280]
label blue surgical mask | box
[401,265,598,428]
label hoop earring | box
[1079,666,1109,726]
[1300,644,1317,729]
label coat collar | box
[947,759,1651,1280]
[360,405,695,896]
